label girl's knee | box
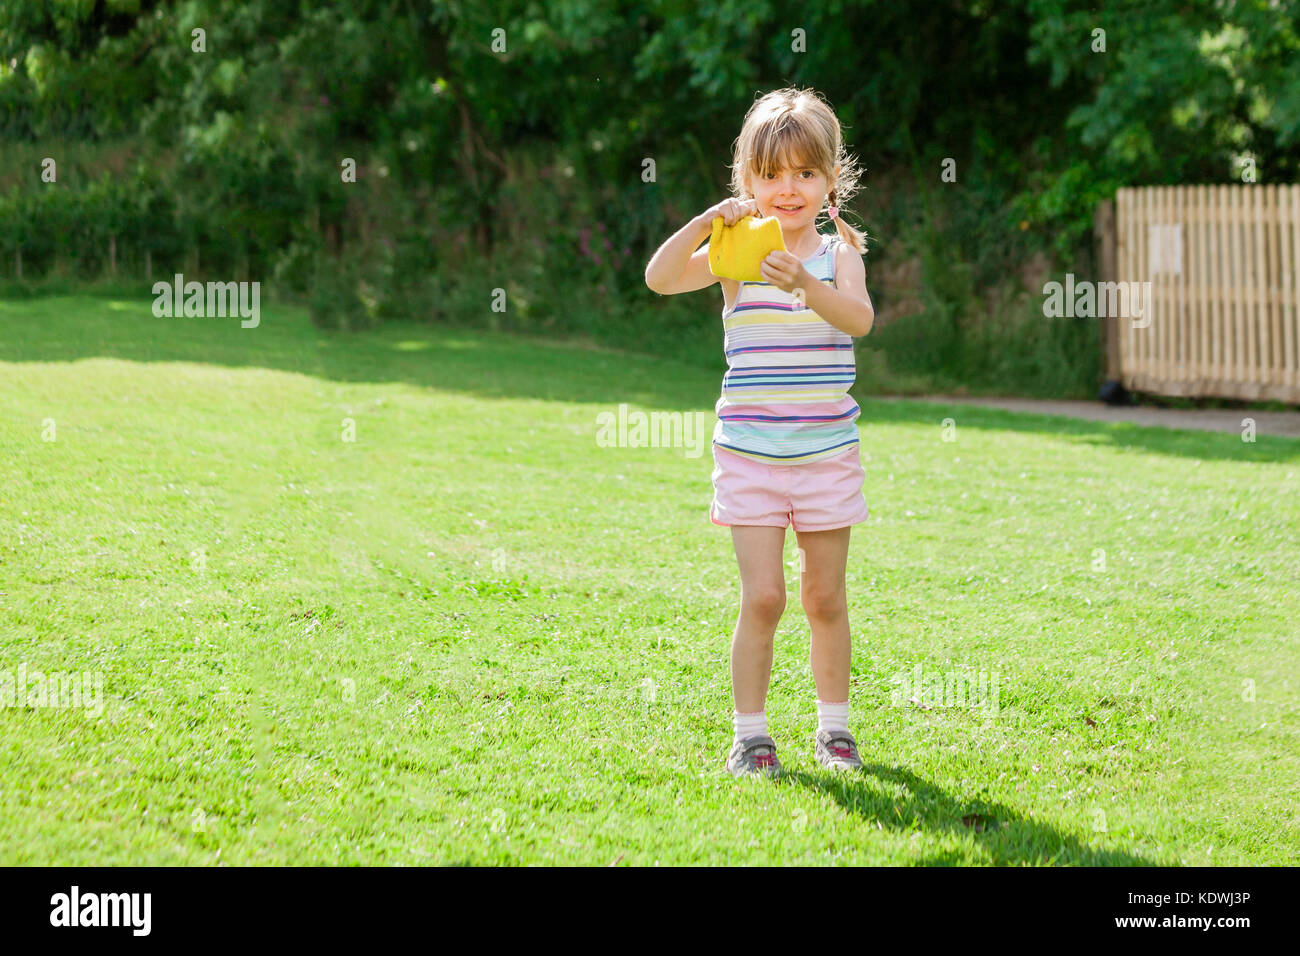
[800,583,846,621]
[741,585,786,622]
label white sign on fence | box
[1147,223,1183,276]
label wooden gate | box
[1096,185,1300,403]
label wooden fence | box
[1095,185,1300,403]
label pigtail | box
[826,187,869,256]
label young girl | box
[645,87,875,778]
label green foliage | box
[1,0,1298,393]
[307,255,374,332]
[0,165,184,280]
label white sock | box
[816,699,850,734]
[733,709,767,743]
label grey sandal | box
[814,728,863,771]
[726,734,783,778]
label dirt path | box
[872,393,1300,439]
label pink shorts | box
[709,442,870,531]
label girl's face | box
[747,159,830,228]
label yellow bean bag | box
[708,214,787,282]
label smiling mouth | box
[774,204,803,213]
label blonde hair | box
[727,86,868,254]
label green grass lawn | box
[1,294,1297,865]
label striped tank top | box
[712,233,860,465]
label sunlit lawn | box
[0,295,1296,865]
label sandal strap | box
[816,733,857,749]
[818,730,858,753]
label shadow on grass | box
[0,295,719,410]
[779,764,1157,866]
[2,294,1298,464]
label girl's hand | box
[700,196,761,227]
[759,250,812,295]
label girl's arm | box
[757,242,874,338]
[802,244,874,337]
[645,198,758,295]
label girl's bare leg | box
[728,525,788,714]
[793,526,852,703]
